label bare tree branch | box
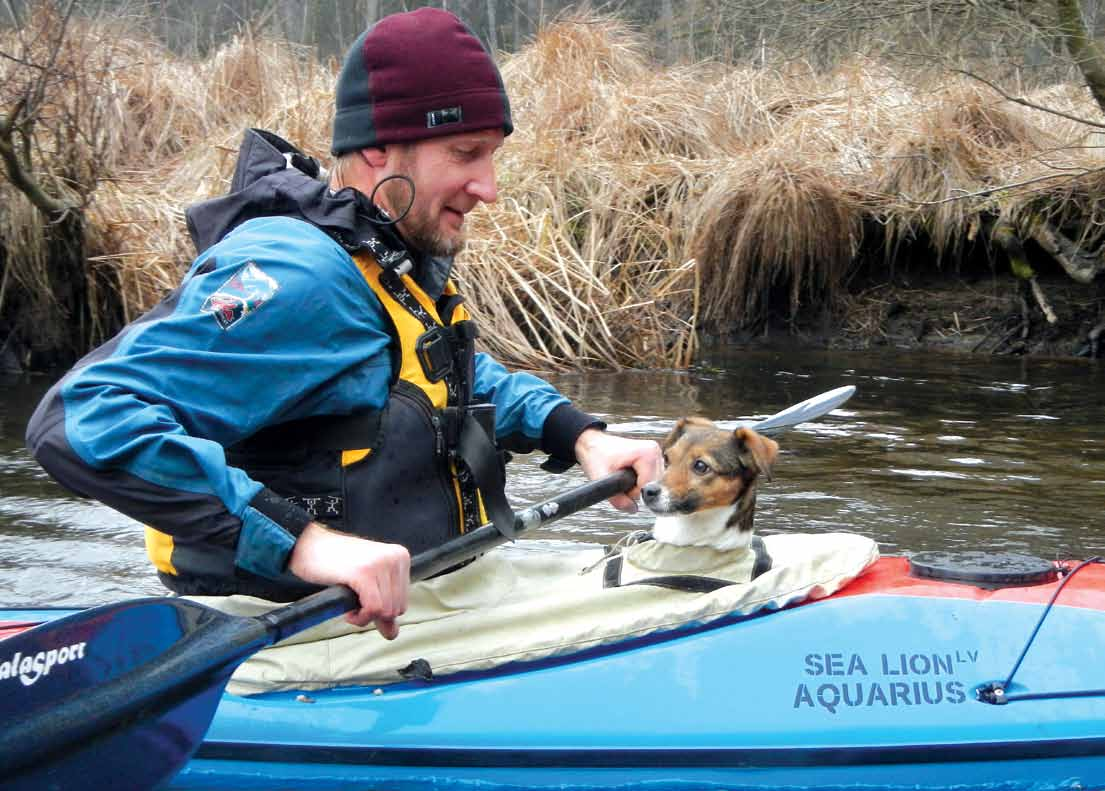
[951,67,1105,128]
[0,96,72,216]
[1030,220,1105,282]
[896,165,1105,205]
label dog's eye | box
[661,452,669,466]
[692,459,711,475]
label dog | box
[641,419,778,551]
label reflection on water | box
[2,345,1103,604]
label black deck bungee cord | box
[977,556,1103,705]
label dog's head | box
[641,418,778,535]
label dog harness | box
[600,533,774,591]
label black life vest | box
[146,247,510,600]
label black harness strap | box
[751,535,773,578]
[456,411,515,539]
[603,536,773,592]
[603,555,623,589]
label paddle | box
[0,384,855,790]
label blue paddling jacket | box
[26,129,601,600]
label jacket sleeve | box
[472,353,603,469]
[25,217,393,581]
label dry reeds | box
[872,84,1051,262]
[691,154,862,325]
[7,8,1105,370]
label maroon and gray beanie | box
[331,8,513,155]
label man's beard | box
[379,167,465,258]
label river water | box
[1,345,1103,605]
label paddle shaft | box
[260,467,637,641]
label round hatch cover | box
[908,551,1058,588]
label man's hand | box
[574,428,662,513]
[287,522,411,637]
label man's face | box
[376,129,504,257]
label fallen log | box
[1029,223,1105,285]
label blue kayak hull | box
[7,558,1105,790]
[175,758,1105,791]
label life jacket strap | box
[455,406,515,539]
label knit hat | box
[331,8,513,155]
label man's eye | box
[692,459,711,475]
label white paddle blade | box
[744,385,856,435]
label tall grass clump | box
[83,30,336,323]
[691,153,862,326]
[873,85,1048,264]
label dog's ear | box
[662,416,713,450]
[733,427,779,482]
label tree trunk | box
[1056,0,1105,116]
[0,204,118,370]
[660,0,674,63]
[486,0,498,51]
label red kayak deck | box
[833,556,1105,609]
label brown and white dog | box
[641,419,779,551]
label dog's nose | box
[641,482,661,502]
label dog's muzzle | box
[641,483,698,515]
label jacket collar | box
[185,128,453,298]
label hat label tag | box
[426,106,463,128]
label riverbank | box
[720,270,1105,361]
[4,10,1105,372]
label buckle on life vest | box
[440,403,496,456]
[416,327,454,382]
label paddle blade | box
[0,597,263,787]
[745,385,856,435]
[5,676,227,791]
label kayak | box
[4,551,1105,790]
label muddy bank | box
[721,271,1105,361]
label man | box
[24,8,659,639]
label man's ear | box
[360,147,388,168]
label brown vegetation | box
[3,8,1105,371]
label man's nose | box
[466,162,498,204]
